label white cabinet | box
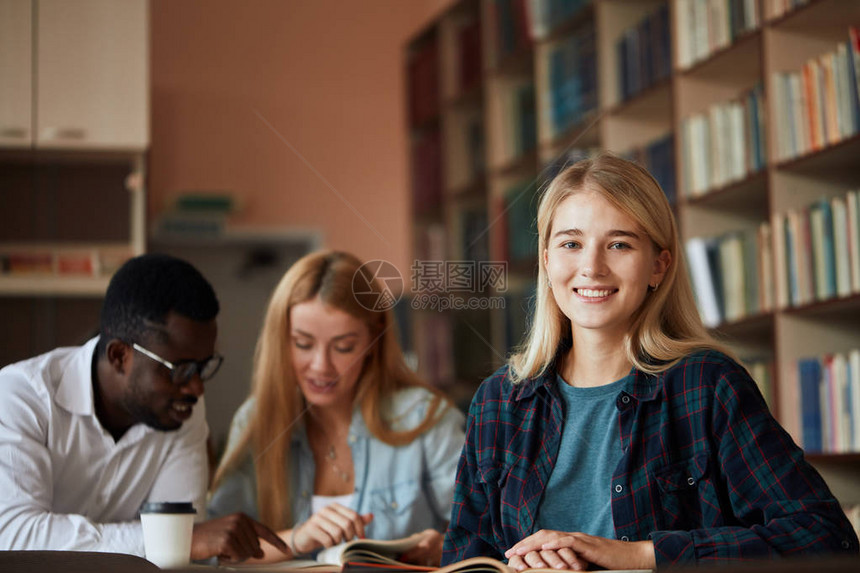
[0,0,149,151]
[0,0,149,295]
[0,0,33,147]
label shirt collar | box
[291,405,371,447]
[55,337,100,416]
[511,363,558,402]
[625,367,662,401]
[511,358,663,402]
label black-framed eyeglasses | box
[131,342,223,385]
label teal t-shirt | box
[534,373,631,538]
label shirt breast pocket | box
[651,453,710,530]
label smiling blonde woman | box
[442,154,858,570]
[210,251,464,566]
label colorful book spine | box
[798,357,823,453]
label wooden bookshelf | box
[405,0,860,510]
[0,151,146,366]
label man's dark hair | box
[97,253,219,356]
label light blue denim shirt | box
[208,387,466,540]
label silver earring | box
[649,282,659,292]
[547,280,552,289]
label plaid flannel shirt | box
[442,350,858,568]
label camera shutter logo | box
[353,260,403,311]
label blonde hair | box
[211,251,447,529]
[510,153,732,382]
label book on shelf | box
[809,198,837,301]
[798,357,824,453]
[621,134,676,206]
[675,0,760,70]
[742,229,761,317]
[616,5,670,103]
[515,83,537,158]
[719,233,745,323]
[831,195,852,298]
[415,223,447,264]
[457,13,482,94]
[0,248,132,280]
[685,236,723,328]
[848,190,860,293]
[527,0,592,42]
[56,251,98,276]
[853,350,860,451]
[744,358,774,410]
[502,180,539,264]
[758,222,775,313]
[796,349,860,454]
[414,312,455,387]
[408,40,440,128]
[458,207,490,263]
[466,116,486,183]
[490,0,532,66]
[542,23,596,138]
[3,252,54,275]
[685,222,773,327]
[680,82,765,198]
[773,27,860,162]
[799,207,816,305]
[497,78,537,164]
[771,189,860,310]
[768,0,811,20]
[411,130,444,216]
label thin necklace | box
[325,444,351,483]
[308,417,352,483]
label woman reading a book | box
[442,154,858,570]
[210,250,465,566]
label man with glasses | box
[0,254,289,563]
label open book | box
[226,532,430,571]
[343,555,651,573]
[226,533,650,573]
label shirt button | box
[841,540,851,550]
[390,501,398,509]
[348,434,357,444]
[620,536,629,542]
[621,395,631,405]
[302,490,310,499]
[687,477,696,486]
[614,484,623,493]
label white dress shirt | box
[0,337,209,555]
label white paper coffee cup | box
[140,501,196,569]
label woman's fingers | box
[294,504,375,554]
[506,530,568,558]
[507,554,529,571]
[555,547,587,571]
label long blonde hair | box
[211,251,447,529]
[510,153,732,382]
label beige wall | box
[149,0,454,275]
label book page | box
[316,532,427,565]
[222,560,339,571]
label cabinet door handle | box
[0,127,29,139]
[41,127,87,141]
